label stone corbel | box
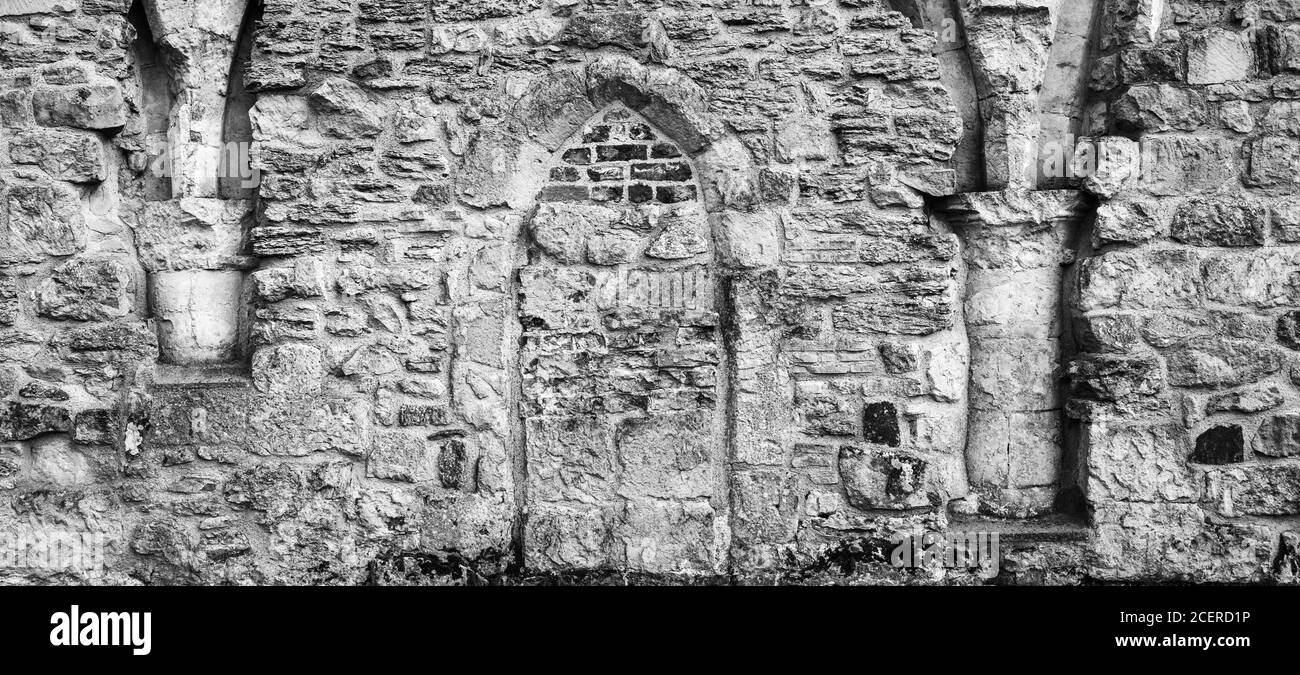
[959,0,1061,189]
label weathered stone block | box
[965,267,1060,338]
[32,84,127,129]
[729,469,798,547]
[1166,337,1283,388]
[253,258,325,303]
[832,296,955,335]
[368,430,436,481]
[1208,386,1285,415]
[1087,423,1197,502]
[617,412,715,499]
[36,256,136,321]
[526,416,616,504]
[1246,136,1300,189]
[560,11,646,50]
[524,503,613,571]
[252,344,324,395]
[152,270,242,365]
[1138,136,1237,196]
[968,338,1060,411]
[838,446,946,510]
[618,497,721,574]
[1186,29,1252,84]
[1077,249,1199,311]
[1093,200,1164,247]
[1171,196,1266,246]
[1,401,73,442]
[1202,251,1300,308]
[3,181,86,256]
[7,129,106,182]
[1204,463,1300,516]
[1069,355,1164,403]
[1255,413,1300,457]
[1114,84,1208,131]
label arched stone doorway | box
[519,104,728,574]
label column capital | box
[937,189,1090,229]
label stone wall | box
[0,0,1297,585]
[1070,0,1300,582]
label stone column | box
[941,190,1086,517]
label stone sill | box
[152,362,252,390]
[948,512,1089,545]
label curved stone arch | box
[491,56,767,263]
[481,57,771,575]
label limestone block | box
[252,343,324,395]
[3,180,86,257]
[1114,84,1208,132]
[728,469,798,545]
[1186,29,1253,85]
[152,270,244,364]
[524,503,614,571]
[838,445,949,510]
[36,256,136,321]
[1203,463,1300,516]
[32,84,127,129]
[1164,337,1283,388]
[616,413,717,500]
[1171,195,1266,246]
[964,267,1061,339]
[618,497,721,574]
[7,128,105,182]
[967,338,1060,411]
[1138,136,1238,196]
[29,434,91,486]
[525,416,617,505]
[1202,251,1300,308]
[1086,423,1197,503]
[1077,248,1200,312]
[1255,413,1300,457]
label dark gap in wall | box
[223,0,264,371]
[885,0,924,28]
[1058,196,1099,522]
[218,0,263,200]
[128,0,173,201]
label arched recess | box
[476,57,771,574]
[520,104,727,575]
[123,0,261,369]
[126,1,174,202]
